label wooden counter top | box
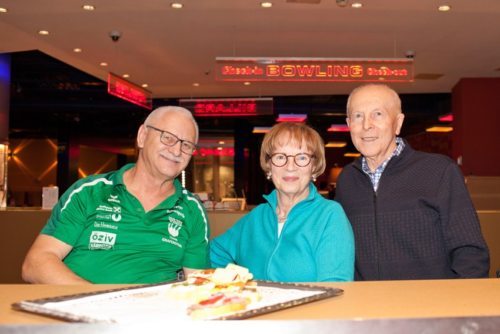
[2,278,499,325]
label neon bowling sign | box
[215,57,414,83]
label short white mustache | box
[160,152,182,163]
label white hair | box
[144,106,199,142]
[346,83,402,116]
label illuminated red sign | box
[179,98,273,117]
[215,57,414,83]
[439,113,453,122]
[194,147,235,157]
[107,73,152,110]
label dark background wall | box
[452,77,500,176]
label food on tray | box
[187,293,250,319]
[167,264,261,319]
[187,263,253,285]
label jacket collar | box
[263,182,319,209]
[352,138,413,171]
[113,163,183,209]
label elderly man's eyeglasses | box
[268,153,314,167]
[146,125,197,155]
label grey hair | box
[346,83,402,116]
[144,106,199,142]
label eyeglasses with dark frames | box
[268,153,314,167]
[146,125,197,155]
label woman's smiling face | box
[269,135,314,199]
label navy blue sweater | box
[335,141,490,280]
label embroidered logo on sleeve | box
[162,211,184,248]
[167,216,183,237]
[168,223,181,237]
[89,231,117,250]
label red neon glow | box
[107,73,152,110]
[327,124,350,132]
[216,57,414,83]
[179,98,273,117]
[439,114,453,122]
[194,102,257,116]
[276,114,307,122]
[265,64,364,78]
[193,147,235,157]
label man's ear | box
[137,124,147,149]
[395,113,405,135]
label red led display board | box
[107,73,152,110]
[194,147,235,157]
[179,97,273,117]
[215,57,414,83]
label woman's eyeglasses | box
[268,153,314,167]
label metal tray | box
[12,281,343,323]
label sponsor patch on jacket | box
[89,231,117,250]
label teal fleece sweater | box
[210,183,354,282]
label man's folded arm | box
[22,234,90,284]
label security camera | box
[336,0,348,7]
[109,30,122,42]
[405,50,416,59]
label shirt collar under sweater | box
[360,137,405,191]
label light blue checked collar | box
[361,137,405,192]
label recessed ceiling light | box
[141,84,148,88]
[218,141,225,145]
[99,62,108,67]
[0,7,7,13]
[261,2,273,8]
[193,82,200,87]
[344,152,361,158]
[351,2,362,8]
[438,5,451,12]
[82,5,95,11]
[38,30,49,35]
[122,74,130,78]
[73,48,82,53]
[243,82,251,86]
[171,3,183,9]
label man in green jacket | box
[22,106,209,284]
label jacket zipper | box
[373,189,380,279]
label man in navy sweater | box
[335,84,490,280]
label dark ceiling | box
[9,51,149,146]
[8,50,451,155]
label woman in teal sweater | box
[210,122,354,282]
